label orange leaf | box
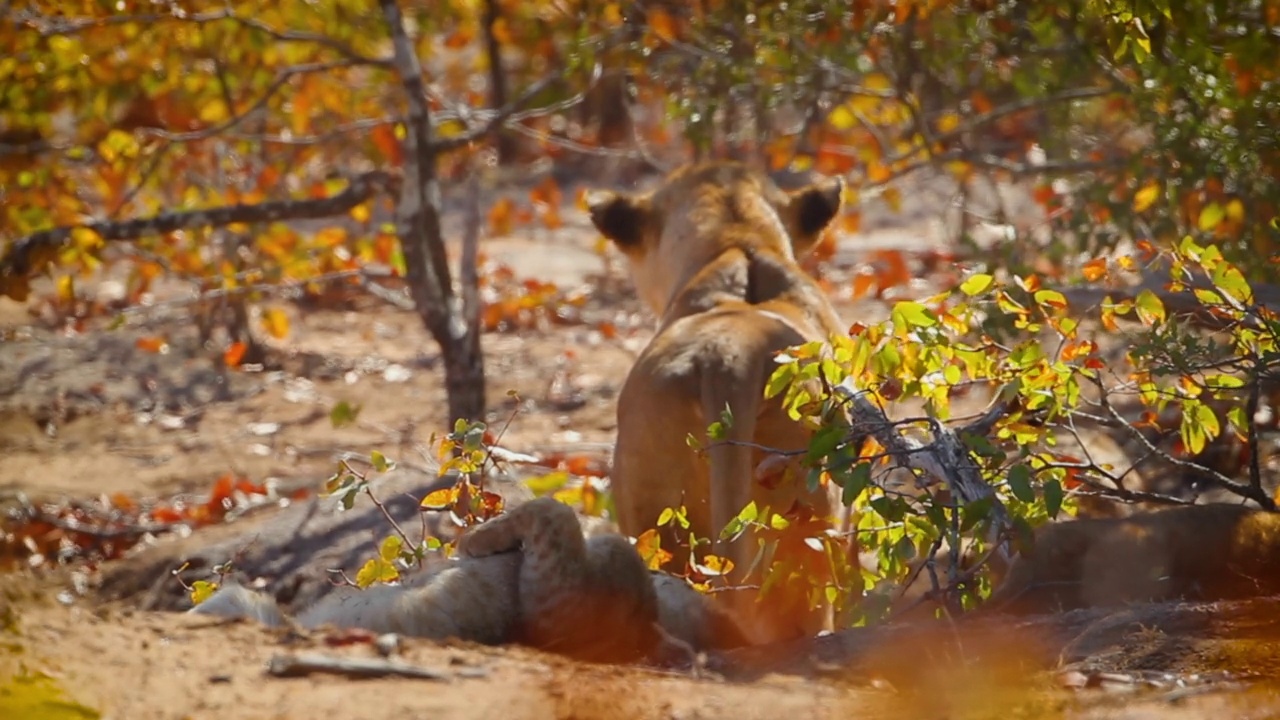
[852,271,877,299]
[648,8,678,41]
[1135,239,1158,262]
[871,249,911,292]
[223,341,248,368]
[491,17,513,44]
[109,492,136,511]
[444,28,474,49]
[488,197,515,236]
[371,125,403,167]
[209,474,236,503]
[1081,257,1108,282]
[421,486,459,510]
[135,336,170,354]
[635,528,673,570]
[150,505,184,523]
[1032,184,1056,207]
[840,210,862,234]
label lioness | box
[587,162,852,644]
[988,503,1280,613]
[191,497,748,664]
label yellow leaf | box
[199,100,229,126]
[355,557,399,588]
[1198,203,1226,232]
[420,486,458,509]
[1226,198,1245,223]
[56,274,75,303]
[1133,182,1160,212]
[881,187,902,213]
[602,3,623,26]
[378,535,403,562]
[70,227,103,252]
[261,307,290,339]
[936,112,962,134]
[189,580,218,606]
[695,554,735,577]
[350,203,371,223]
[828,104,856,132]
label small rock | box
[374,633,401,657]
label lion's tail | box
[187,582,288,627]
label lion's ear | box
[789,177,844,241]
[586,190,650,248]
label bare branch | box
[834,384,1014,560]
[1090,374,1278,511]
[2,171,400,281]
[266,653,453,681]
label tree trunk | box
[483,0,518,165]
[379,0,487,426]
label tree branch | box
[834,384,1014,560]
[13,7,391,67]
[1,171,400,280]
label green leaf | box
[1205,374,1246,391]
[959,495,995,532]
[805,425,846,464]
[890,301,938,329]
[1033,289,1067,311]
[1227,406,1249,435]
[330,400,362,428]
[370,450,392,472]
[765,363,796,399]
[1134,289,1166,326]
[1043,478,1064,519]
[1198,203,1226,232]
[943,363,962,385]
[840,462,872,506]
[1181,399,1221,455]
[1006,464,1034,503]
[959,273,994,296]
[524,470,571,496]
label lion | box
[987,503,1280,613]
[190,497,748,665]
[586,161,854,644]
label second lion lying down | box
[190,497,748,665]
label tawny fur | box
[190,497,747,664]
[587,162,852,644]
[988,503,1280,614]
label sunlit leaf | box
[261,307,290,339]
[959,273,994,296]
[1133,182,1160,212]
[1134,289,1166,325]
[1198,203,1226,232]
